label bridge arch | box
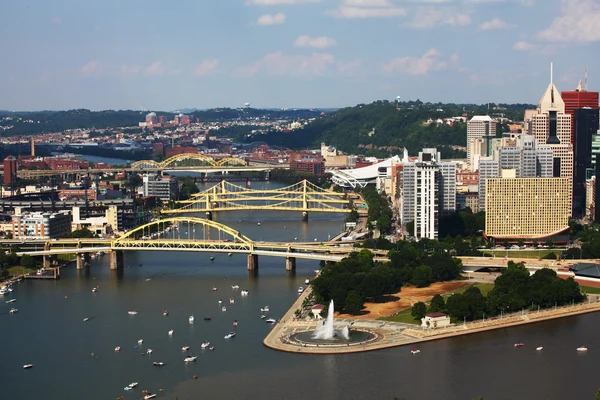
[130,154,247,169]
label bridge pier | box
[109,250,124,270]
[205,211,213,220]
[285,257,296,271]
[76,254,84,270]
[302,211,308,222]
[43,255,51,269]
[247,254,259,271]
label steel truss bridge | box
[131,153,247,169]
[165,179,351,216]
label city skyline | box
[1,0,599,111]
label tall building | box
[145,112,157,126]
[142,174,178,202]
[401,148,456,240]
[485,177,570,242]
[531,68,574,212]
[12,211,72,239]
[573,107,600,215]
[467,116,496,168]
[562,81,599,144]
[3,156,17,186]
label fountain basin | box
[287,328,377,347]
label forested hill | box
[248,100,534,157]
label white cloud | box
[255,13,287,25]
[382,48,458,75]
[405,7,471,28]
[236,52,335,78]
[245,0,321,4]
[341,0,392,6]
[538,0,600,43]
[479,18,512,30]
[513,41,535,51]
[294,35,337,48]
[120,65,142,77]
[326,6,406,18]
[193,59,220,76]
[144,61,167,76]
[80,61,102,77]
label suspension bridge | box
[164,179,351,219]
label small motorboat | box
[231,285,240,290]
[577,346,588,352]
[212,287,218,291]
[229,298,235,304]
[124,387,132,392]
[9,308,18,314]
[147,349,153,354]
[163,310,169,316]
[261,315,266,319]
[305,279,310,284]
[266,318,276,324]
[92,287,98,293]
[209,346,215,351]
[261,306,270,312]
[128,382,138,389]
[145,278,151,281]
[115,346,121,352]
[204,316,212,321]
[221,307,227,312]
[411,348,420,355]
[189,315,195,323]
[182,346,190,352]
[228,253,233,257]
[514,342,524,348]
[143,394,157,399]
[298,287,304,293]
[138,339,144,345]
[201,341,210,349]
[168,330,174,336]
[224,332,236,339]
[23,364,33,369]
[210,257,215,261]
[83,317,90,322]
[6,299,16,303]
[128,311,138,315]
[184,356,197,363]
[233,320,238,327]
[153,361,166,366]
[241,290,249,296]
[218,299,223,304]
[536,347,543,351]
[257,222,261,226]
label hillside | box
[247,100,534,157]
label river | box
[1,194,600,399]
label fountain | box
[313,300,349,340]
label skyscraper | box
[573,107,600,215]
[467,116,496,168]
[3,156,17,186]
[562,80,599,144]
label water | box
[2,201,600,399]
[51,152,132,166]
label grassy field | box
[7,266,36,277]
[480,249,563,259]
[379,308,419,324]
[453,282,495,296]
[580,286,600,294]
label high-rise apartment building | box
[401,149,456,240]
[145,112,157,126]
[142,174,178,202]
[467,116,496,168]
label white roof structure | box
[469,115,494,122]
[328,156,402,188]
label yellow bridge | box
[165,179,351,219]
[131,153,247,169]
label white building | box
[421,312,451,328]
[467,116,497,168]
[12,211,72,239]
[142,174,178,202]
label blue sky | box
[1,0,599,111]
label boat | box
[221,307,227,312]
[0,287,9,295]
[143,394,157,399]
[128,382,138,389]
[241,290,249,296]
[115,346,121,352]
[577,346,588,352]
[128,311,138,315]
[536,347,543,351]
[233,320,238,327]
[182,346,190,352]
[124,387,132,392]
[189,315,195,323]
[147,349,153,354]
[92,287,98,293]
[224,332,236,339]
[265,318,276,324]
[229,298,235,304]
[83,317,90,322]
[228,253,232,257]
[305,279,310,284]
[218,299,223,304]
[201,341,210,349]
[257,222,261,226]
[514,342,524,348]
[261,306,270,312]
[138,339,144,345]
[168,330,174,336]
[23,364,33,369]
[212,287,218,291]
[261,315,266,319]
[411,348,420,355]
[210,257,215,261]
[9,308,18,314]
[6,299,16,303]
[184,356,197,363]
[204,316,212,321]
[163,310,169,316]
[145,278,151,281]
[231,285,240,290]
[153,361,165,366]
[209,346,214,351]
[298,287,304,293]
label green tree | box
[412,265,433,287]
[127,173,143,193]
[428,294,446,313]
[411,301,427,320]
[21,254,37,269]
[344,291,364,315]
[446,293,470,321]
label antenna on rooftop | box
[585,65,588,91]
[550,62,553,86]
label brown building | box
[152,143,165,158]
[3,156,17,186]
[164,146,197,159]
[290,158,325,175]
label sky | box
[1,0,599,111]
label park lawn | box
[58,254,77,261]
[580,286,600,294]
[7,266,36,277]
[379,308,420,325]
[453,282,495,297]
[480,249,563,259]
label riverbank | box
[263,286,600,354]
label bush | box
[411,302,427,320]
